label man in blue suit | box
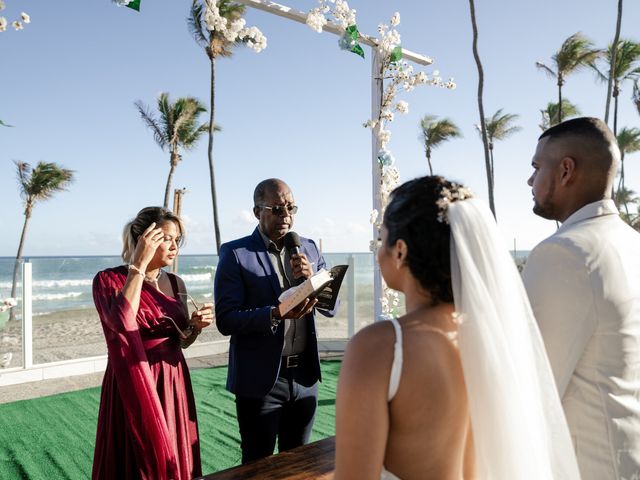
[214,178,336,463]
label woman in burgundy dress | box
[92,207,214,480]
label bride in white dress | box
[334,176,580,480]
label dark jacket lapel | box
[251,227,282,298]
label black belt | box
[281,354,301,368]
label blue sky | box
[1,0,639,257]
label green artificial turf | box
[0,360,341,479]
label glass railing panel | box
[0,258,23,369]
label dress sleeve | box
[93,270,180,479]
[522,241,597,397]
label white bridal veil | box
[448,198,580,480]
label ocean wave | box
[190,266,216,271]
[181,273,212,283]
[33,292,84,301]
[0,278,92,289]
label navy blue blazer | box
[214,227,335,398]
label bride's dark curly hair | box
[382,175,468,305]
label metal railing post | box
[348,254,356,338]
[22,261,33,368]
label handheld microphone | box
[283,231,304,285]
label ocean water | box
[0,254,375,315]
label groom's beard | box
[532,178,558,221]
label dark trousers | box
[235,362,318,464]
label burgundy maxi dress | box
[91,266,201,480]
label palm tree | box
[634,80,640,115]
[604,0,624,124]
[615,186,640,220]
[188,0,245,253]
[480,109,521,186]
[591,39,640,135]
[539,99,581,130]
[135,93,210,209]
[536,32,601,121]
[419,115,462,175]
[616,127,640,208]
[10,162,74,321]
[467,0,495,217]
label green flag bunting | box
[125,0,141,11]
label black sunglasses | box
[260,204,298,216]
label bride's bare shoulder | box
[340,321,396,380]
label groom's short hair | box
[539,117,619,187]
[539,117,615,145]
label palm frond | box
[535,62,556,78]
[135,99,167,150]
[137,91,209,160]
[617,127,640,154]
[484,109,521,142]
[419,115,462,151]
[188,0,209,48]
[15,161,74,204]
[550,32,601,77]
[539,99,581,130]
[14,161,30,199]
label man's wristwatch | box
[270,307,282,329]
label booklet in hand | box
[277,265,348,315]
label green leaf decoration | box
[390,46,403,62]
[0,120,14,128]
[125,0,141,11]
[351,44,365,59]
[346,24,359,41]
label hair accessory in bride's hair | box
[436,183,473,224]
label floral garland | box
[0,297,17,314]
[204,0,267,53]
[0,1,30,32]
[306,3,456,319]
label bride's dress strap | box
[387,317,403,402]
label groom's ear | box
[559,156,576,186]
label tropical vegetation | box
[536,32,601,122]
[590,39,640,134]
[188,0,266,253]
[616,127,640,207]
[467,0,494,217]
[479,109,521,187]
[135,93,211,210]
[10,162,74,320]
[419,115,462,176]
[539,99,581,131]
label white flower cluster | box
[436,185,474,223]
[0,0,29,33]
[306,0,357,33]
[380,287,400,317]
[377,19,401,56]
[204,1,267,53]
[0,298,17,313]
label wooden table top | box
[197,436,336,480]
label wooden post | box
[172,188,187,274]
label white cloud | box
[237,210,256,225]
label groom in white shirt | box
[522,117,640,480]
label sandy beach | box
[0,293,375,369]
